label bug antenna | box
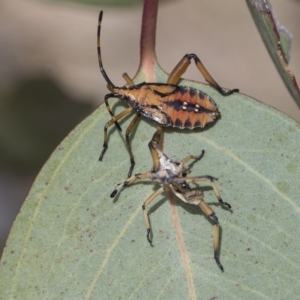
[97,11,116,89]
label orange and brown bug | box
[97,11,239,177]
[110,146,231,271]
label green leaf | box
[246,0,300,107]
[0,64,300,298]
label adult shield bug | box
[111,147,231,271]
[97,11,239,177]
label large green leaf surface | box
[0,77,300,299]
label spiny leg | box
[180,150,205,170]
[104,96,122,131]
[169,181,224,270]
[111,171,164,243]
[122,72,134,85]
[197,199,223,271]
[178,176,231,209]
[148,126,164,172]
[170,151,205,178]
[142,187,164,243]
[167,53,239,96]
[110,171,153,197]
[99,106,133,161]
[122,72,142,177]
[125,113,141,177]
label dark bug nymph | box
[111,147,231,271]
[97,11,239,177]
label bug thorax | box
[157,149,182,173]
[151,149,183,185]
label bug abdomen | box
[161,86,220,129]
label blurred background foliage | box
[0,0,299,254]
[0,76,94,171]
[51,0,144,5]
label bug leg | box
[179,175,231,209]
[180,150,205,167]
[110,172,153,197]
[178,150,205,177]
[209,179,231,209]
[99,106,133,161]
[104,94,123,132]
[167,53,239,96]
[122,73,135,85]
[125,113,141,177]
[169,181,224,270]
[198,200,224,271]
[148,126,164,172]
[118,72,142,177]
[110,171,163,243]
[142,187,164,243]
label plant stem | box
[139,0,158,72]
